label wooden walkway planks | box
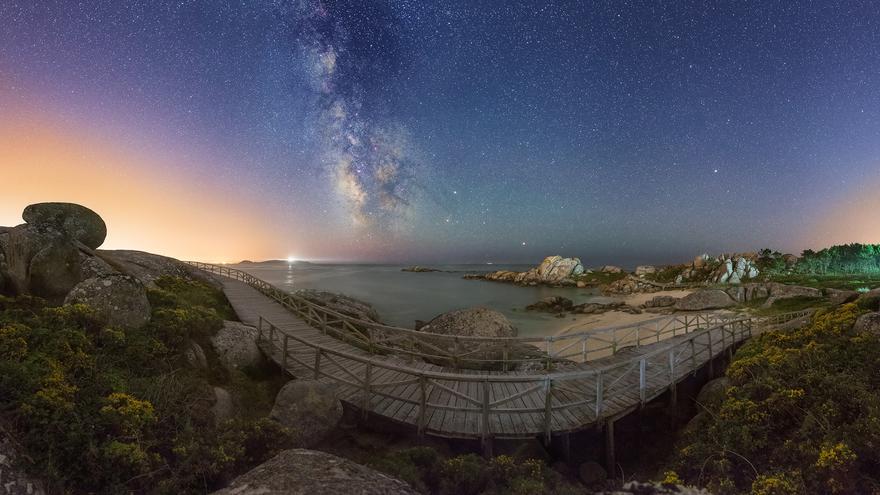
[213,272,809,440]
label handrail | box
[187,261,808,370]
[253,307,813,439]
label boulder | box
[470,256,584,286]
[419,307,517,338]
[695,376,730,409]
[644,295,678,308]
[270,380,343,448]
[294,289,381,323]
[63,274,151,329]
[211,386,234,424]
[0,433,47,495]
[22,202,107,249]
[578,461,607,486]
[674,289,736,311]
[526,296,574,313]
[185,341,208,369]
[825,288,859,306]
[762,283,822,308]
[213,449,418,495]
[210,321,263,370]
[99,250,221,289]
[854,312,880,336]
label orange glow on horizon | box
[1,109,285,262]
[804,180,880,250]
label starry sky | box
[1,1,879,265]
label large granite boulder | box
[213,449,418,495]
[63,274,151,329]
[210,321,264,371]
[270,380,343,448]
[472,255,584,286]
[762,283,822,308]
[825,288,859,306]
[854,312,880,336]
[419,306,517,338]
[22,202,107,249]
[98,250,220,289]
[674,289,736,311]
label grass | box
[768,273,880,291]
[745,295,832,316]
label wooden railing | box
[188,262,807,371]
[254,308,812,440]
[188,262,740,368]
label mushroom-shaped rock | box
[419,306,517,338]
[22,202,107,249]
[63,274,151,329]
[270,380,343,448]
[213,449,418,495]
[674,289,736,311]
[210,321,264,371]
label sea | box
[230,262,618,337]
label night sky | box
[2,1,879,265]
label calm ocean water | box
[232,262,618,336]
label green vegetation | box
[669,299,880,494]
[796,244,880,275]
[745,295,831,316]
[370,447,582,495]
[0,276,291,494]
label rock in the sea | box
[526,296,574,313]
[401,266,440,273]
[0,433,47,495]
[674,289,736,311]
[213,449,418,495]
[419,306,517,338]
[63,274,151,329]
[578,460,607,486]
[211,321,263,370]
[22,202,107,249]
[473,255,584,286]
[270,380,343,448]
[854,312,880,336]
[294,289,381,323]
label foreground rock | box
[63,274,151,329]
[211,321,264,371]
[0,432,46,495]
[270,380,343,448]
[675,289,736,311]
[213,449,418,495]
[854,312,880,336]
[467,255,584,286]
[98,250,220,289]
[598,481,711,495]
[826,288,859,306]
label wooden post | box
[417,376,427,438]
[595,372,604,419]
[545,338,553,370]
[313,349,322,379]
[362,363,372,420]
[502,343,509,372]
[689,338,697,376]
[481,380,492,456]
[668,349,677,406]
[639,358,647,406]
[257,316,263,342]
[543,378,553,444]
[282,335,289,368]
[581,336,588,362]
[605,418,616,477]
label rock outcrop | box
[213,449,418,495]
[644,295,679,308]
[603,275,666,295]
[418,307,517,338]
[674,289,736,311]
[211,321,263,371]
[762,282,822,307]
[401,266,440,273]
[98,250,220,289]
[270,380,343,448]
[854,312,880,336]
[634,265,657,276]
[63,274,151,329]
[826,288,859,306]
[466,255,584,286]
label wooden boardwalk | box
[200,263,811,442]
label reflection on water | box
[233,262,617,336]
